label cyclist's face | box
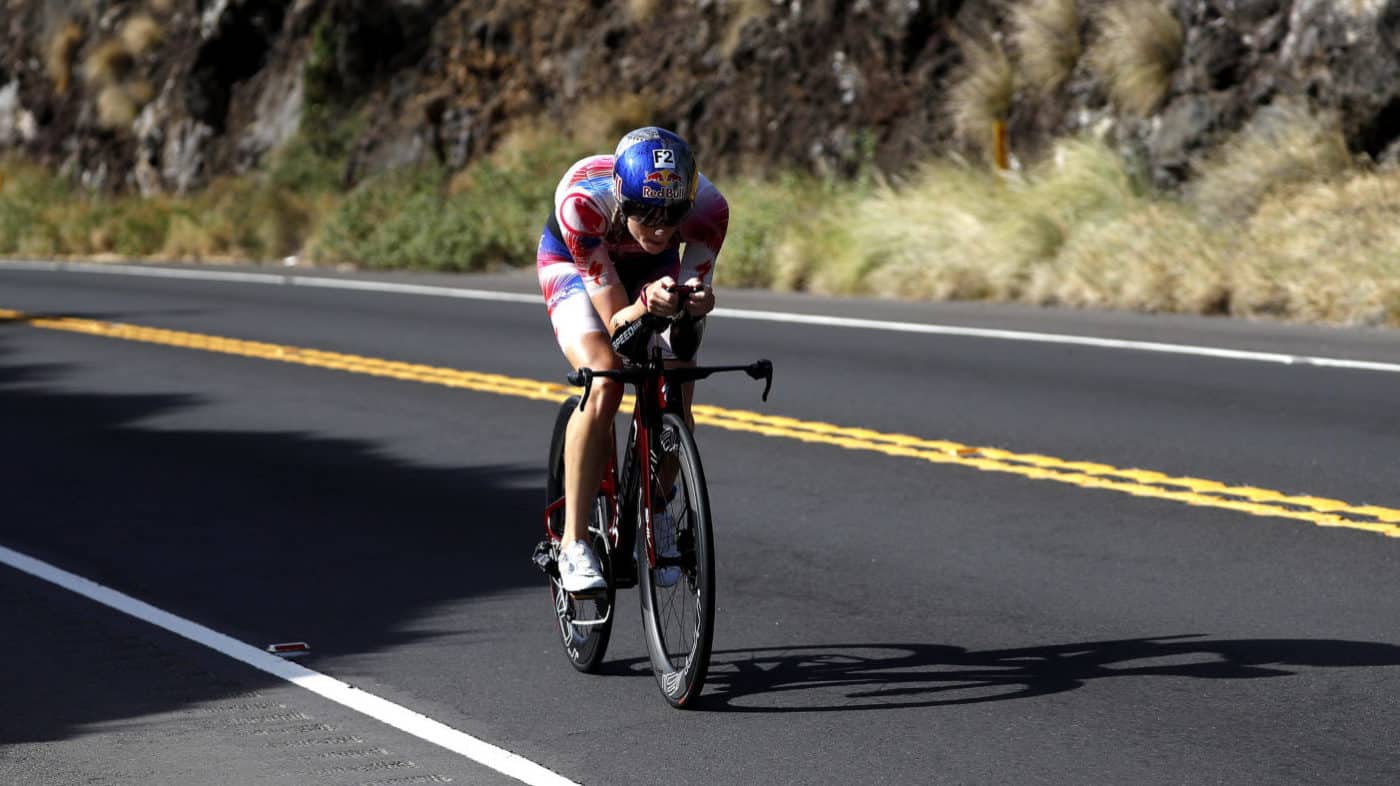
[626,216,678,254]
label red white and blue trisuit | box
[536,154,729,355]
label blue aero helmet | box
[613,127,698,227]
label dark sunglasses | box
[620,200,691,227]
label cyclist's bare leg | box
[562,331,622,546]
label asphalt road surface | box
[2,261,1399,785]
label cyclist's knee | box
[584,377,623,419]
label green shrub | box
[716,173,864,292]
[108,200,172,256]
[310,130,582,271]
[0,160,68,254]
[268,134,347,195]
[309,167,430,267]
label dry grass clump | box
[83,39,136,85]
[562,94,658,151]
[2,179,176,259]
[802,138,1147,300]
[1046,203,1234,313]
[1011,0,1081,95]
[317,123,584,271]
[0,158,65,254]
[1188,99,1356,222]
[718,133,1400,325]
[160,211,224,260]
[167,176,325,261]
[95,81,155,130]
[789,129,1399,325]
[0,149,336,263]
[768,190,863,293]
[448,123,589,197]
[78,25,160,132]
[96,85,139,129]
[852,166,1025,300]
[450,98,654,197]
[125,79,155,106]
[949,33,1015,161]
[706,173,855,290]
[1086,0,1182,116]
[626,0,660,22]
[1234,169,1400,325]
[120,14,164,55]
[46,22,84,94]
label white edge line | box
[3,259,287,285]
[712,308,1305,365]
[0,543,579,786]
[709,313,1400,373]
[289,274,539,303]
[6,258,1399,374]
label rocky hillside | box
[2,0,1398,196]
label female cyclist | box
[536,126,729,593]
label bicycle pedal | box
[531,540,559,579]
[567,586,609,600]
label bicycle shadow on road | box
[678,636,1400,712]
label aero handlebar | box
[568,359,773,411]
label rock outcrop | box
[2,0,1396,195]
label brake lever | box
[568,367,594,410]
[746,359,773,402]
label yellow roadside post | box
[992,120,1010,171]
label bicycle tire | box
[637,412,715,708]
[545,396,614,673]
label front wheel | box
[637,412,715,708]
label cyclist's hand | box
[682,277,714,317]
[645,276,681,317]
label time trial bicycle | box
[533,299,772,708]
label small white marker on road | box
[266,641,311,658]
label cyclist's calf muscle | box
[561,330,622,546]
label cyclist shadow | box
[623,635,1400,712]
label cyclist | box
[536,126,729,594]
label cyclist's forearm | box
[608,300,648,333]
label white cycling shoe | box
[653,510,683,588]
[558,540,606,594]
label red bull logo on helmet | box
[642,170,685,201]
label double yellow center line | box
[5,308,1398,538]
